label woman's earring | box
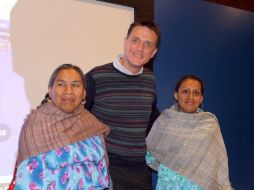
[47,96,52,103]
[81,99,86,105]
[174,99,180,111]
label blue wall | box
[154,0,254,189]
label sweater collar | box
[113,54,143,75]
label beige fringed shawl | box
[17,102,109,166]
[146,105,232,190]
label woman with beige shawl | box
[146,75,232,190]
[13,64,111,189]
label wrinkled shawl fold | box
[146,105,232,190]
[17,102,109,165]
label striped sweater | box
[85,63,158,165]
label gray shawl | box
[146,105,232,190]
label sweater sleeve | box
[146,95,160,136]
[84,71,95,110]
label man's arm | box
[84,72,95,110]
[146,97,160,135]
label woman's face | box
[48,68,85,113]
[174,79,203,113]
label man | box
[85,20,161,190]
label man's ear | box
[150,48,158,58]
[124,37,128,46]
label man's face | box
[122,26,158,74]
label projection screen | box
[0,0,134,187]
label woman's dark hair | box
[174,74,205,95]
[48,63,86,88]
[40,63,86,105]
[127,20,161,48]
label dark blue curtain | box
[154,0,254,189]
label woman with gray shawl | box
[12,64,111,189]
[146,75,232,190]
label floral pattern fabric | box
[15,135,109,190]
[146,151,203,190]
